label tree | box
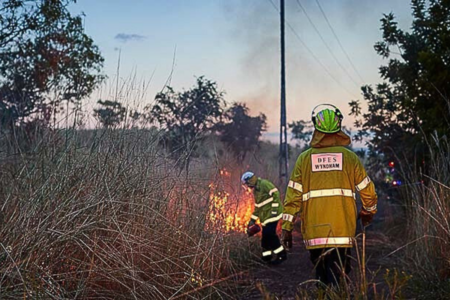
[216,103,267,162]
[94,100,126,128]
[350,0,450,166]
[289,120,313,149]
[0,0,104,130]
[150,76,224,170]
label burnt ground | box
[239,227,396,300]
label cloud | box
[114,33,146,43]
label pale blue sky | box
[70,0,413,135]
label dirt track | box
[240,231,312,299]
[240,227,393,299]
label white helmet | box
[241,171,255,185]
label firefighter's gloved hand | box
[246,223,261,237]
[281,230,292,249]
[359,209,373,227]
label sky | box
[70,0,413,140]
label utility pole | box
[279,0,288,185]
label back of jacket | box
[250,178,283,226]
[282,131,378,249]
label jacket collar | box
[254,178,261,192]
[310,130,351,148]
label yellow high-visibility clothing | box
[282,130,378,249]
[251,178,283,226]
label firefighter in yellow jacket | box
[242,172,287,264]
[281,104,378,286]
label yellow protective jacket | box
[250,178,283,226]
[282,131,378,249]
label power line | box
[267,0,358,98]
[315,0,366,84]
[295,0,360,89]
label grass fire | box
[1,0,450,299]
[206,169,255,233]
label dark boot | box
[271,247,287,264]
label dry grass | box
[3,121,448,299]
[0,127,257,299]
[396,133,450,297]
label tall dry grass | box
[0,127,257,299]
[397,132,450,296]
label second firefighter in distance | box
[242,172,287,264]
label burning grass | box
[0,128,258,299]
[205,171,254,233]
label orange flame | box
[205,169,254,233]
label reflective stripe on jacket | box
[251,178,283,226]
[282,130,378,249]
